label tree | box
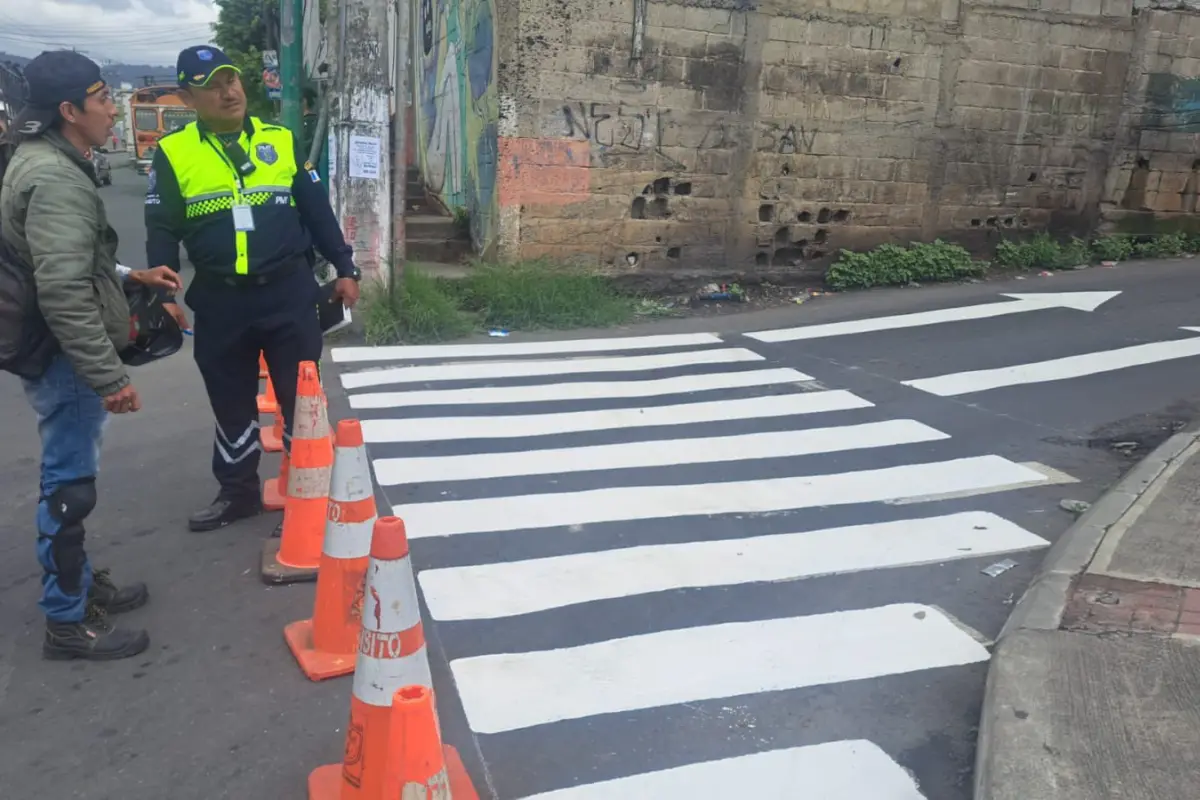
[211,0,277,119]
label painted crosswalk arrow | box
[905,326,1200,397]
[746,291,1121,343]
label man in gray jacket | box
[0,51,183,661]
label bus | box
[129,85,196,174]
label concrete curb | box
[974,424,1200,798]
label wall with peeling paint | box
[413,0,500,255]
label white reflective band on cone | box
[295,394,331,438]
[353,645,433,707]
[363,557,422,632]
[330,445,373,503]
[323,516,375,559]
[351,554,431,706]
[289,465,333,498]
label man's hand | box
[332,277,360,309]
[103,384,141,414]
[130,266,183,295]
[163,302,191,332]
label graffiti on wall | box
[1145,73,1200,133]
[414,0,498,252]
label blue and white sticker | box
[255,143,278,165]
[197,49,213,61]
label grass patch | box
[360,260,639,345]
[825,240,985,291]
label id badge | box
[232,204,255,232]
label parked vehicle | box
[91,149,112,186]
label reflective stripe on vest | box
[158,118,298,275]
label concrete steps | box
[403,167,473,265]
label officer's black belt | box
[192,257,304,289]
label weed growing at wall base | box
[359,261,640,345]
[826,241,985,291]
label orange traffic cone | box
[261,409,283,452]
[257,373,278,415]
[284,419,377,681]
[261,361,332,584]
[258,352,269,379]
[307,518,478,800]
[263,449,289,511]
[383,687,477,799]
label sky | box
[0,0,218,66]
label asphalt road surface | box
[2,154,1199,800]
[331,260,1200,799]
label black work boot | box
[188,493,263,532]
[43,604,150,662]
[88,568,149,614]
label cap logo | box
[86,80,105,95]
[194,74,206,81]
[197,49,213,61]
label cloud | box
[0,0,218,65]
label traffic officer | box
[145,45,361,532]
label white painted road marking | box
[904,328,1200,397]
[347,367,812,409]
[373,419,946,485]
[451,603,990,733]
[516,740,927,799]
[402,455,1048,539]
[339,347,765,389]
[360,391,872,443]
[746,291,1121,343]
[330,332,724,362]
[418,511,1049,620]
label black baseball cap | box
[176,45,240,88]
[10,50,107,137]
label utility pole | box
[389,0,409,295]
[279,0,305,138]
[328,0,393,283]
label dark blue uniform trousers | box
[185,261,323,502]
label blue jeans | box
[21,353,107,623]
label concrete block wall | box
[1100,9,1200,231]
[480,0,1199,275]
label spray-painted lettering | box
[758,122,817,154]
[358,629,407,659]
[561,103,684,169]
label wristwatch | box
[340,265,362,281]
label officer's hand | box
[132,266,184,295]
[163,302,191,332]
[103,384,142,414]
[332,277,360,309]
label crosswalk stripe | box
[339,347,764,390]
[451,603,990,734]
[331,332,724,363]
[903,333,1200,396]
[401,455,1049,539]
[418,511,1048,620]
[360,391,873,444]
[516,740,927,799]
[373,418,947,485]
[347,367,812,409]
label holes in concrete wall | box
[781,163,791,176]
[797,210,812,222]
[652,177,671,194]
[774,226,791,245]
[893,57,902,68]
[755,252,769,266]
[641,184,652,195]
[832,209,850,223]
[814,229,828,244]
[986,216,998,227]
[971,218,981,227]
[759,204,775,222]
[674,182,692,195]
[631,196,646,219]
[1003,217,1014,227]
[649,197,670,219]
[1137,156,1150,169]
[625,252,640,266]
[817,207,832,223]
[1028,172,1038,182]
[774,247,806,264]
[667,246,681,259]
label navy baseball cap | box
[10,50,106,137]
[176,45,240,88]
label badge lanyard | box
[202,133,256,233]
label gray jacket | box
[0,130,131,395]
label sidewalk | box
[976,425,1200,800]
